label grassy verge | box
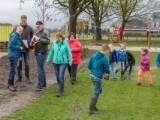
[5,51,160,120]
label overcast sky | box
[0,0,66,29]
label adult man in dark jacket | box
[34,21,50,91]
[16,15,34,84]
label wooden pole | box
[148,29,151,49]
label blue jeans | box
[53,63,67,93]
[117,62,125,71]
[17,52,30,78]
[90,74,102,99]
[36,54,47,88]
[8,57,18,85]
[109,62,116,78]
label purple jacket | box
[140,53,150,71]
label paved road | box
[87,46,160,52]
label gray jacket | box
[34,28,50,56]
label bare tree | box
[20,0,56,25]
[85,0,112,41]
[110,0,158,41]
[54,0,94,34]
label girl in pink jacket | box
[137,48,153,86]
[68,32,82,84]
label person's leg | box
[57,64,67,96]
[145,71,153,86]
[36,55,46,89]
[41,55,47,87]
[137,69,144,85]
[70,64,78,84]
[112,62,117,79]
[53,64,60,84]
[115,62,121,74]
[129,64,132,75]
[89,75,101,115]
[24,52,31,83]
[67,64,71,79]
[123,64,129,76]
[8,57,18,91]
[17,59,22,81]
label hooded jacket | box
[46,40,72,66]
[88,51,110,79]
[8,32,21,58]
[156,52,160,67]
[140,53,150,71]
[68,39,82,64]
[109,49,117,64]
[126,50,135,65]
[116,49,128,62]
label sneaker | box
[149,84,153,87]
[113,78,117,81]
[8,85,17,92]
[56,92,62,97]
[26,78,32,84]
[103,76,109,80]
[136,82,142,86]
[36,87,43,91]
[15,78,22,82]
[70,80,75,85]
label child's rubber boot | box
[88,98,99,115]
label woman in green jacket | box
[46,32,72,97]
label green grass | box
[4,51,160,120]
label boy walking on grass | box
[115,43,128,80]
[88,44,110,115]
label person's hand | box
[35,36,40,42]
[21,47,23,50]
[19,57,22,61]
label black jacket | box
[34,28,50,56]
[126,50,135,65]
[20,24,34,52]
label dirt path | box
[0,51,94,118]
[87,46,160,52]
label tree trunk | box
[120,22,125,42]
[69,16,77,34]
[95,21,102,41]
[69,0,78,34]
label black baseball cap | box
[36,21,43,26]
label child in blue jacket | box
[88,44,110,115]
[156,52,160,70]
[104,44,117,80]
[115,43,128,80]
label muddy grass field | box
[0,50,96,118]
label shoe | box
[36,87,43,91]
[136,82,142,86]
[56,92,62,97]
[149,84,153,87]
[8,85,17,88]
[88,98,99,115]
[103,76,109,80]
[43,85,47,87]
[128,74,131,79]
[121,76,125,80]
[26,78,32,84]
[70,80,75,85]
[15,78,22,82]
[8,85,17,92]
[113,78,117,81]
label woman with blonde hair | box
[46,32,72,97]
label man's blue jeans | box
[109,62,117,78]
[17,52,30,79]
[36,54,47,88]
[8,57,18,85]
[53,63,67,93]
[90,74,102,99]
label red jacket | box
[68,39,82,64]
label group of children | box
[104,43,135,80]
[88,43,159,115]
